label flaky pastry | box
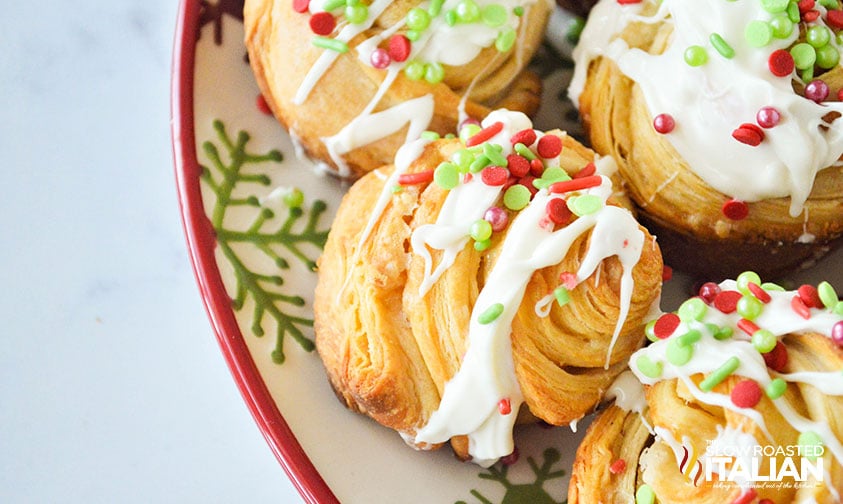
[244,0,552,178]
[314,109,663,465]
[570,274,843,503]
[569,0,843,280]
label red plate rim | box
[169,1,339,502]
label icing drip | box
[570,0,843,216]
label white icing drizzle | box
[606,370,647,416]
[570,0,843,217]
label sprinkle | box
[714,290,742,313]
[609,459,627,475]
[309,12,337,35]
[420,131,440,141]
[635,484,655,504]
[530,158,545,177]
[293,0,310,12]
[770,13,795,39]
[722,199,750,220]
[469,155,490,173]
[444,9,458,26]
[537,135,563,158]
[282,188,305,208]
[816,44,840,69]
[481,166,508,186]
[424,62,445,84]
[568,194,603,216]
[512,5,524,16]
[498,398,512,415]
[559,272,578,289]
[699,356,741,392]
[805,79,830,103]
[766,378,787,399]
[636,355,663,379]
[662,265,673,281]
[495,28,517,52]
[575,162,596,179]
[827,9,843,29]
[731,489,758,504]
[736,271,762,294]
[760,0,789,12]
[466,122,504,147]
[483,143,507,167]
[545,198,573,225]
[428,0,445,16]
[798,284,823,308]
[698,282,721,304]
[370,48,391,69]
[256,94,273,115]
[510,129,537,147]
[666,337,694,366]
[791,43,817,70]
[388,34,411,62]
[484,206,508,232]
[756,106,781,128]
[478,303,504,324]
[752,329,777,353]
[807,25,831,48]
[713,326,734,340]
[455,0,481,22]
[748,282,771,303]
[474,238,491,251]
[322,0,346,10]
[653,113,675,133]
[406,7,431,31]
[678,329,702,347]
[312,36,349,53]
[731,379,763,408]
[553,286,570,307]
[549,175,603,194]
[397,169,434,185]
[737,318,760,336]
[745,20,773,47]
[678,298,707,322]
[803,9,820,22]
[506,154,530,178]
[768,49,795,76]
[503,185,531,211]
[832,321,843,346]
[535,167,570,187]
[513,142,536,160]
[763,341,789,371]
[434,162,460,190]
[798,431,824,461]
[791,295,812,319]
[684,45,708,66]
[732,123,764,146]
[345,3,369,23]
[787,0,801,22]
[481,4,508,27]
[737,295,764,320]
[710,33,735,58]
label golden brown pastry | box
[569,0,843,280]
[570,273,843,503]
[244,0,552,178]
[314,109,664,465]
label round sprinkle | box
[699,282,721,304]
[699,356,741,392]
[510,129,537,147]
[684,45,708,66]
[798,284,823,308]
[805,80,830,103]
[404,60,425,80]
[645,320,659,343]
[653,114,676,135]
[635,484,655,504]
[769,49,795,77]
[722,199,749,220]
[609,459,627,475]
[709,33,735,59]
[807,25,831,48]
[370,48,391,69]
[434,162,460,190]
[283,188,305,208]
[831,321,843,347]
[474,238,491,251]
[546,198,573,225]
[481,4,508,26]
[484,206,508,232]
[495,28,516,52]
[256,94,273,115]
[731,379,763,408]
[816,44,840,70]
[503,185,531,211]
[818,281,839,309]
[406,7,431,31]
[737,271,762,294]
[798,431,824,461]
[498,398,512,415]
[714,290,743,313]
[763,341,789,371]
[478,303,504,324]
[828,9,843,29]
[766,378,787,399]
[345,3,368,23]
[737,295,764,320]
[761,0,789,12]
[481,166,508,186]
[756,106,781,128]
[732,124,764,146]
[293,0,311,11]
[388,34,412,62]
[636,355,663,379]
[455,0,480,22]
[666,337,694,366]
[424,62,445,84]
[791,43,817,70]
[537,135,563,158]
[786,0,800,22]
[568,194,603,216]
[506,154,530,178]
[653,313,681,340]
[745,20,773,47]
[678,297,708,322]
[752,329,777,353]
[554,286,570,307]
[309,12,337,35]
[770,13,795,39]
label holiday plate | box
[170,1,843,502]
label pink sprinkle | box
[574,162,596,179]
[370,48,391,69]
[731,489,758,504]
[662,265,673,281]
[546,198,572,225]
[832,321,843,347]
[732,123,765,146]
[484,206,509,232]
[559,272,577,289]
[292,0,310,12]
[737,318,760,336]
[529,159,544,177]
[653,113,675,134]
[805,79,830,103]
[756,106,781,128]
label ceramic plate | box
[170,1,843,502]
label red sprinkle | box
[292,0,310,13]
[803,9,820,22]
[397,169,434,185]
[827,9,843,30]
[466,121,504,147]
[731,379,763,408]
[653,113,675,134]
[549,175,603,194]
[537,135,563,158]
[699,282,722,304]
[506,154,530,178]
[574,162,596,179]
[769,49,795,77]
[791,295,812,319]
[559,272,577,289]
[518,176,539,197]
[737,318,760,337]
[763,341,789,372]
[546,198,573,225]
[798,0,815,13]
[758,500,776,504]
[653,312,681,339]
[731,489,758,504]
[714,290,742,313]
[832,321,843,347]
[722,199,749,220]
[256,94,273,115]
[529,159,545,177]
[388,34,412,62]
[609,459,627,474]
[309,12,336,35]
[732,123,765,146]
[797,284,823,308]
[510,128,537,147]
[748,282,771,303]
[498,398,512,415]
[481,166,509,186]
[617,0,643,4]
[662,265,673,282]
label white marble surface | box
[1,2,303,502]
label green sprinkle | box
[428,0,445,16]
[684,45,708,66]
[737,295,764,320]
[452,149,475,171]
[406,7,431,31]
[713,326,734,341]
[345,4,368,23]
[406,29,421,42]
[495,28,517,53]
[404,60,425,80]
[474,238,491,251]
[709,33,735,59]
[677,329,702,347]
[770,14,794,39]
[312,36,349,53]
[798,431,824,461]
[645,319,659,343]
[816,44,840,70]
[469,154,490,173]
[512,5,524,16]
[787,0,800,22]
[481,4,508,27]
[444,9,458,26]
[736,271,762,295]
[470,219,493,242]
[818,281,839,309]
[819,0,839,8]
[699,356,741,392]
[483,143,507,167]
[801,66,815,83]
[434,162,460,190]
[807,25,831,48]
[834,301,843,316]
[455,0,480,22]
[539,166,570,184]
[568,195,603,216]
[752,329,777,353]
[424,62,445,84]
[503,185,531,210]
[282,188,304,208]
[478,303,504,324]
[420,131,440,141]
[761,0,790,11]
[745,18,772,45]
[635,484,656,504]
[766,377,787,399]
[791,43,817,70]
[554,286,570,307]
[460,124,482,143]
[666,337,694,366]
[636,355,663,379]
[391,185,403,194]
[761,282,785,292]
[322,0,347,11]
[514,142,536,160]
[678,297,707,322]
